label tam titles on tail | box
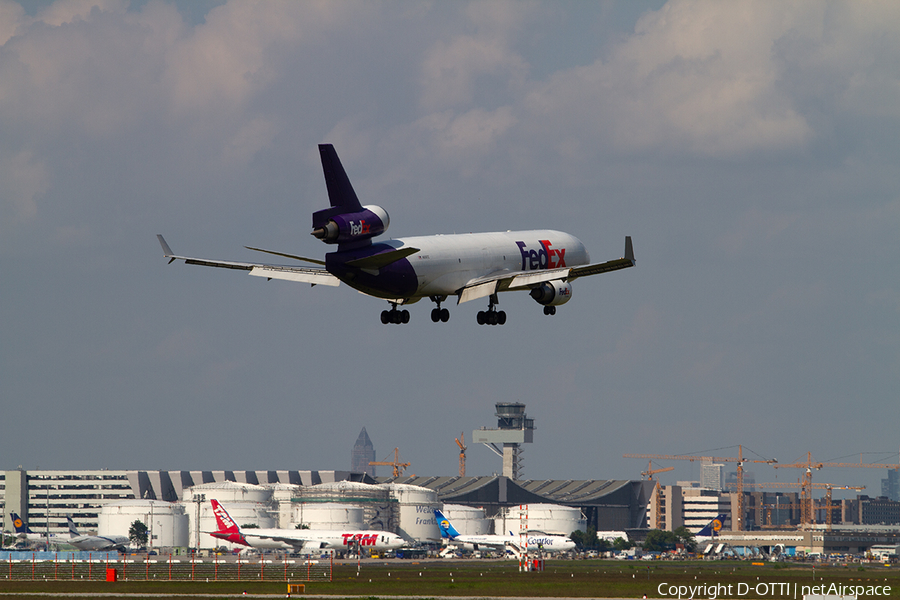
[210,499,249,546]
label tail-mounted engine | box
[529,280,573,306]
[311,204,390,245]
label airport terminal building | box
[1,469,652,548]
[4,468,898,555]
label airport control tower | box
[472,402,535,480]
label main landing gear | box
[542,306,557,316]
[430,296,450,323]
[381,302,410,324]
[477,294,506,326]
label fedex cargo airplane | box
[434,509,575,554]
[158,144,634,325]
[209,499,405,552]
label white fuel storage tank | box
[493,504,585,536]
[99,500,189,548]
[380,483,440,543]
[295,481,394,531]
[442,504,490,535]
[292,503,365,530]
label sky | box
[1,0,898,498]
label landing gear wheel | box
[382,303,410,324]
[543,306,556,316]
[478,294,507,325]
[429,296,450,324]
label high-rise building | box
[351,427,376,476]
[701,463,724,491]
[881,469,899,502]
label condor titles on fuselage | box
[159,144,634,325]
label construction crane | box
[772,452,899,528]
[624,445,777,531]
[641,462,675,480]
[641,461,674,530]
[369,447,411,478]
[455,432,467,478]
[725,480,865,530]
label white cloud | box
[516,1,900,159]
[221,116,278,167]
[35,0,127,26]
[419,0,532,111]
[0,0,25,46]
[0,149,49,223]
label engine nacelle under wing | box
[529,280,573,306]
[311,204,389,244]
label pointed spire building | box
[351,427,376,476]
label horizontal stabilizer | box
[344,247,420,270]
[244,246,326,266]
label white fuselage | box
[448,532,576,553]
[55,534,129,551]
[240,529,406,552]
[390,230,589,298]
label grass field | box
[0,559,897,599]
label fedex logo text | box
[342,533,378,546]
[349,220,371,236]
[516,240,566,271]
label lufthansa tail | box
[10,513,32,536]
[697,514,727,537]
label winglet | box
[157,235,176,264]
[625,236,634,264]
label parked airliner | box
[158,144,634,325]
[209,499,405,552]
[50,517,129,551]
[10,513,48,545]
[696,514,728,538]
[434,509,575,554]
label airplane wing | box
[157,235,340,287]
[567,236,635,280]
[456,236,634,304]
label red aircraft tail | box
[209,499,249,546]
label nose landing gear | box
[477,294,506,326]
